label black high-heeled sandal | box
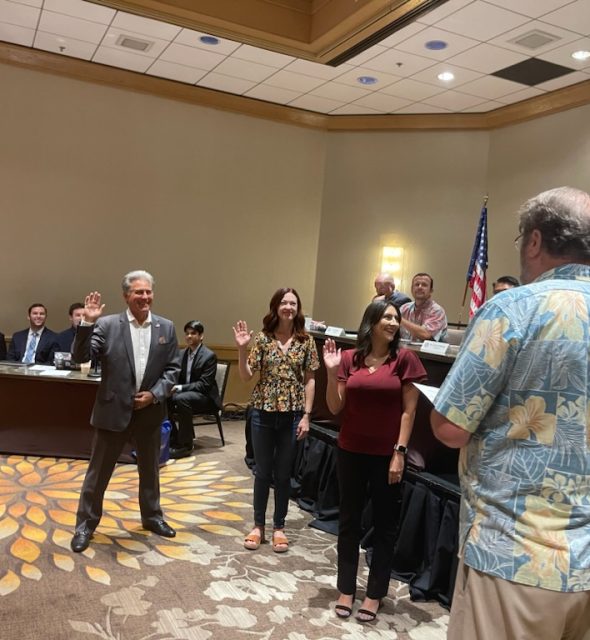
[356,599,383,623]
[334,592,355,619]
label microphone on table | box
[87,356,101,378]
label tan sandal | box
[244,526,265,550]
[272,529,289,553]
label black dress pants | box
[336,447,402,599]
[167,391,216,447]
[75,412,162,533]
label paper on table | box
[414,383,440,405]
[37,369,72,377]
[29,365,55,371]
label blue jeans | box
[250,409,301,529]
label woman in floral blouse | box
[233,288,319,553]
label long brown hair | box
[262,287,307,341]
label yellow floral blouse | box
[248,332,320,412]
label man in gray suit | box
[70,270,181,553]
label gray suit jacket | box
[73,312,180,431]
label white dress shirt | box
[126,309,152,391]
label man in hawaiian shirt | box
[399,273,447,342]
[431,186,590,639]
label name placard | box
[325,326,346,337]
[420,340,449,355]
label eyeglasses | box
[514,233,523,250]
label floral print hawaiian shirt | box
[434,264,590,592]
[248,332,320,412]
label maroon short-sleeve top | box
[337,347,427,455]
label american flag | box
[466,202,488,318]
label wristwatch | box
[393,444,408,455]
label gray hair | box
[121,270,154,294]
[518,186,590,262]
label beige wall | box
[0,64,326,343]
[313,129,490,328]
[3,62,590,346]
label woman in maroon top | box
[323,299,426,622]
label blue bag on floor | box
[131,419,172,465]
[159,419,172,465]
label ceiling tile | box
[111,10,180,40]
[245,84,302,104]
[460,100,504,112]
[484,0,577,19]
[495,86,545,103]
[0,21,33,45]
[38,10,107,43]
[447,42,528,74]
[330,104,382,115]
[0,0,39,28]
[363,48,436,77]
[102,27,170,58]
[288,94,344,113]
[174,28,241,55]
[394,103,451,113]
[416,0,474,25]
[198,72,257,94]
[380,77,444,100]
[423,89,486,110]
[378,21,427,48]
[536,69,590,90]
[396,26,481,60]
[146,59,207,84]
[352,92,411,112]
[332,66,401,91]
[488,19,580,56]
[265,69,325,92]
[436,1,530,40]
[493,57,574,85]
[409,62,483,87]
[8,0,42,7]
[537,36,590,70]
[43,0,114,24]
[283,58,353,80]
[542,0,590,35]
[212,56,277,82]
[310,81,371,102]
[34,30,96,59]
[458,75,528,99]
[93,45,152,72]
[159,42,226,70]
[232,43,294,68]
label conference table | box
[0,362,134,462]
[293,332,461,607]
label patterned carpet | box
[0,424,448,639]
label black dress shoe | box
[71,528,93,553]
[143,520,176,538]
[169,445,193,459]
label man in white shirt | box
[70,270,180,553]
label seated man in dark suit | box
[56,302,85,352]
[167,320,221,459]
[7,303,59,364]
[0,331,6,360]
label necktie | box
[23,332,39,364]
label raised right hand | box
[83,291,105,323]
[233,320,253,348]
[322,338,342,371]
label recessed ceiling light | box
[571,50,590,61]
[200,35,219,45]
[425,40,448,50]
[357,76,378,85]
[438,71,454,82]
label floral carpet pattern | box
[0,429,448,640]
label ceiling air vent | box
[115,34,154,52]
[509,30,561,50]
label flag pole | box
[460,194,489,314]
